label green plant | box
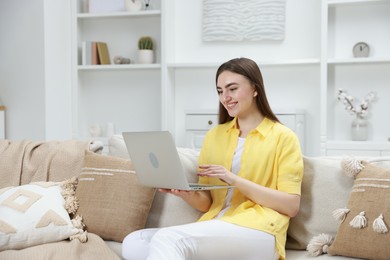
[138,36,154,50]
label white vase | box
[125,0,143,12]
[138,49,154,64]
[351,115,368,141]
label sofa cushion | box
[75,151,156,242]
[0,180,84,250]
[327,162,390,259]
[286,156,354,249]
[108,135,203,228]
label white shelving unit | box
[71,0,164,140]
[69,0,389,156]
[321,0,390,155]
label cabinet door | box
[326,149,381,157]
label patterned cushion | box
[327,162,390,259]
[0,181,83,250]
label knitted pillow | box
[307,160,390,259]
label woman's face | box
[216,71,258,119]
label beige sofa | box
[106,135,390,260]
[2,137,386,259]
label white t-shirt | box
[216,137,245,218]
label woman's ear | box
[253,91,258,97]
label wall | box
[171,0,322,155]
[0,0,322,155]
[171,0,321,63]
[0,0,72,141]
[0,0,45,140]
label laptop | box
[122,131,233,191]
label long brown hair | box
[216,57,280,124]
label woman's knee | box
[122,229,158,260]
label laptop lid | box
[122,131,192,190]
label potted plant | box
[138,36,154,64]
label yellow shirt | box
[197,117,303,260]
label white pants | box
[122,220,278,260]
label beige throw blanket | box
[0,139,119,259]
[0,139,97,188]
[0,233,120,260]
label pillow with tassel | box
[307,158,390,260]
[0,177,87,250]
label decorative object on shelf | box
[88,0,125,13]
[351,116,368,141]
[138,36,154,64]
[202,0,286,41]
[144,0,152,10]
[353,42,370,58]
[125,0,143,12]
[337,89,376,141]
[113,56,131,64]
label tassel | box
[332,208,350,222]
[71,215,85,230]
[70,230,88,243]
[61,177,80,215]
[64,196,79,215]
[373,214,388,234]
[341,157,364,178]
[61,176,78,191]
[349,211,367,229]
[307,233,333,257]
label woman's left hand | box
[198,165,237,185]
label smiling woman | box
[122,58,303,260]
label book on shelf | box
[82,41,99,65]
[96,42,111,65]
[81,41,110,65]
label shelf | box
[328,0,389,6]
[328,57,390,64]
[327,140,390,150]
[167,59,320,69]
[77,64,161,71]
[77,10,161,19]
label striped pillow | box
[75,151,156,242]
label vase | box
[351,115,368,141]
[125,0,143,12]
[138,49,154,64]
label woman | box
[122,57,303,260]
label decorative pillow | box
[0,179,85,251]
[307,160,390,259]
[75,151,156,242]
[286,156,354,249]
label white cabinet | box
[326,141,390,157]
[185,110,305,153]
[71,0,163,139]
[321,0,390,155]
